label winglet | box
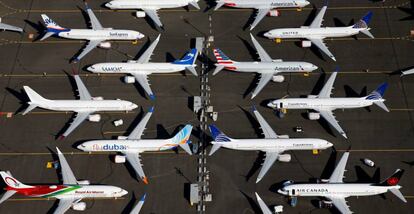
[362,11,373,26]
[148,106,155,113]
[323,0,329,6]
[84,0,91,10]
[140,193,147,202]
[251,105,257,112]
[149,94,156,100]
[58,135,66,140]
[142,176,149,185]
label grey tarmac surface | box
[0,0,413,213]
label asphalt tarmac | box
[0,0,413,213]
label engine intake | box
[114,155,126,163]
[301,40,312,48]
[99,42,111,49]
[277,154,291,162]
[88,114,101,122]
[123,76,135,84]
[272,75,285,83]
[308,112,320,120]
[136,11,146,18]
[72,202,86,211]
[77,180,90,185]
[267,9,280,17]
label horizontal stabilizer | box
[189,1,200,10]
[0,190,16,204]
[208,143,222,156]
[214,1,225,10]
[389,188,407,203]
[373,101,389,112]
[179,141,192,155]
[40,32,55,41]
[213,65,225,75]
[186,66,198,76]
[22,104,38,115]
[360,29,374,38]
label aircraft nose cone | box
[121,189,128,196]
[131,103,138,109]
[137,33,145,39]
[303,0,311,6]
[77,144,86,150]
[277,189,286,195]
[105,2,113,8]
[267,102,276,108]
[327,142,334,148]
[87,66,95,72]
[263,32,272,38]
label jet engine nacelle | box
[123,76,135,84]
[301,40,312,48]
[267,9,280,17]
[278,154,291,162]
[99,42,111,49]
[272,75,285,83]
[308,112,320,120]
[72,202,86,211]
[77,180,90,185]
[307,95,318,99]
[277,135,289,139]
[117,136,128,140]
[91,96,104,101]
[114,155,126,163]
[88,114,101,122]
[136,11,146,18]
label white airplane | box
[0,18,23,32]
[130,193,146,214]
[22,75,138,139]
[267,71,389,139]
[87,35,198,100]
[278,152,407,214]
[214,0,310,30]
[213,33,318,99]
[0,147,128,214]
[40,2,145,63]
[264,3,374,61]
[208,106,333,183]
[105,0,200,28]
[77,107,193,184]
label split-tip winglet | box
[148,106,155,113]
[149,94,156,100]
[251,105,257,112]
[58,135,65,140]
[140,193,147,202]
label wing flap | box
[128,107,154,140]
[143,9,162,28]
[251,73,273,99]
[133,73,154,99]
[250,8,270,30]
[307,37,336,61]
[309,6,327,28]
[328,152,350,183]
[56,147,78,185]
[317,71,337,98]
[256,152,279,183]
[137,34,161,63]
[74,75,92,100]
[60,112,92,139]
[250,33,272,62]
[73,40,103,62]
[53,199,77,214]
[252,107,278,138]
[319,110,347,139]
[124,152,148,184]
[327,196,353,214]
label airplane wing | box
[326,196,353,214]
[328,152,350,183]
[74,75,92,100]
[309,6,327,28]
[0,23,23,32]
[250,33,272,62]
[74,40,103,62]
[56,147,78,185]
[132,73,154,99]
[53,199,77,214]
[124,151,148,184]
[128,107,154,140]
[137,34,161,63]
[255,192,272,214]
[130,193,147,214]
[250,8,271,30]
[256,151,279,183]
[251,73,273,99]
[60,111,92,139]
[307,37,336,61]
[252,106,278,138]
[318,110,347,139]
[317,71,338,98]
[85,3,103,30]
[143,9,162,28]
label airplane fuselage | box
[106,0,196,9]
[270,97,381,111]
[88,62,192,75]
[56,29,143,41]
[266,26,365,39]
[33,99,137,112]
[7,184,127,199]
[280,183,399,198]
[79,139,184,152]
[219,0,309,9]
[222,61,317,73]
[211,138,332,151]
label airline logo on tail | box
[365,82,387,100]
[172,125,192,145]
[4,177,20,188]
[387,177,399,186]
[41,14,69,32]
[209,125,231,142]
[353,11,373,29]
[213,48,233,64]
[173,49,198,65]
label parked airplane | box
[278,152,407,214]
[105,0,200,28]
[22,75,138,139]
[77,107,193,184]
[213,33,318,99]
[130,193,146,214]
[208,106,332,183]
[87,35,198,100]
[267,71,389,139]
[40,2,144,62]
[0,147,128,214]
[264,2,374,61]
[214,0,310,30]
[0,19,23,32]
